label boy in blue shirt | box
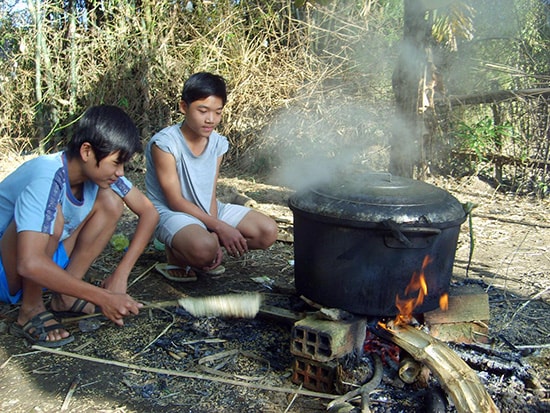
[0,105,159,347]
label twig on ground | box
[61,374,80,411]
[32,365,61,374]
[129,302,176,360]
[128,261,158,289]
[30,345,340,400]
[475,213,550,229]
[509,286,550,324]
[0,350,41,369]
[515,343,550,350]
[0,305,19,317]
[181,338,226,346]
[73,339,95,352]
[496,229,531,329]
[284,383,302,413]
[198,349,270,382]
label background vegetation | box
[0,0,548,196]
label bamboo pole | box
[376,323,499,413]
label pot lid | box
[288,173,466,226]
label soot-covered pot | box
[288,172,467,316]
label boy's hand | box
[216,223,248,257]
[100,293,143,326]
[202,248,224,271]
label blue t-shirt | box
[0,152,132,241]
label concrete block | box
[291,315,367,362]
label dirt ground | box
[0,163,549,412]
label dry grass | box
[0,1,547,194]
[0,1,388,165]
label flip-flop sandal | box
[197,265,226,276]
[10,311,74,348]
[155,263,198,282]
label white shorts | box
[155,201,250,247]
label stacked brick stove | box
[290,314,368,393]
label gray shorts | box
[156,201,250,247]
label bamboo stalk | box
[376,323,499,413]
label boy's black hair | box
[65,105,142,165]
[181,72,227,106]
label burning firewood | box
[376,322,500,413]
[448,342,546,397]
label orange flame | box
[394,255,432,325]
[379,256,450,331]
[439,293,449,311]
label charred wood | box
[448,342,546,396]
[449,343,529,379]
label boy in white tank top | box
[145,72,277,281]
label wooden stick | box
[60,375,80,411]
[61,300,179,324]
[61,293,259,324]
[515,343,550,350]
[376,323,499,413]
[128,261,158,288]
[284,383,302,413]
[62,297,300,325]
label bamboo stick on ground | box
[377,323,499,413]
[30,345,340,401]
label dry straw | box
[0,1,379,175]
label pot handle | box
[399,226,442,235]
[382,220,441,248]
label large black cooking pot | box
[288,172,466,316]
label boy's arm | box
[102,187,159,294]
[208,156,221,218]
[16,231,141,325]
